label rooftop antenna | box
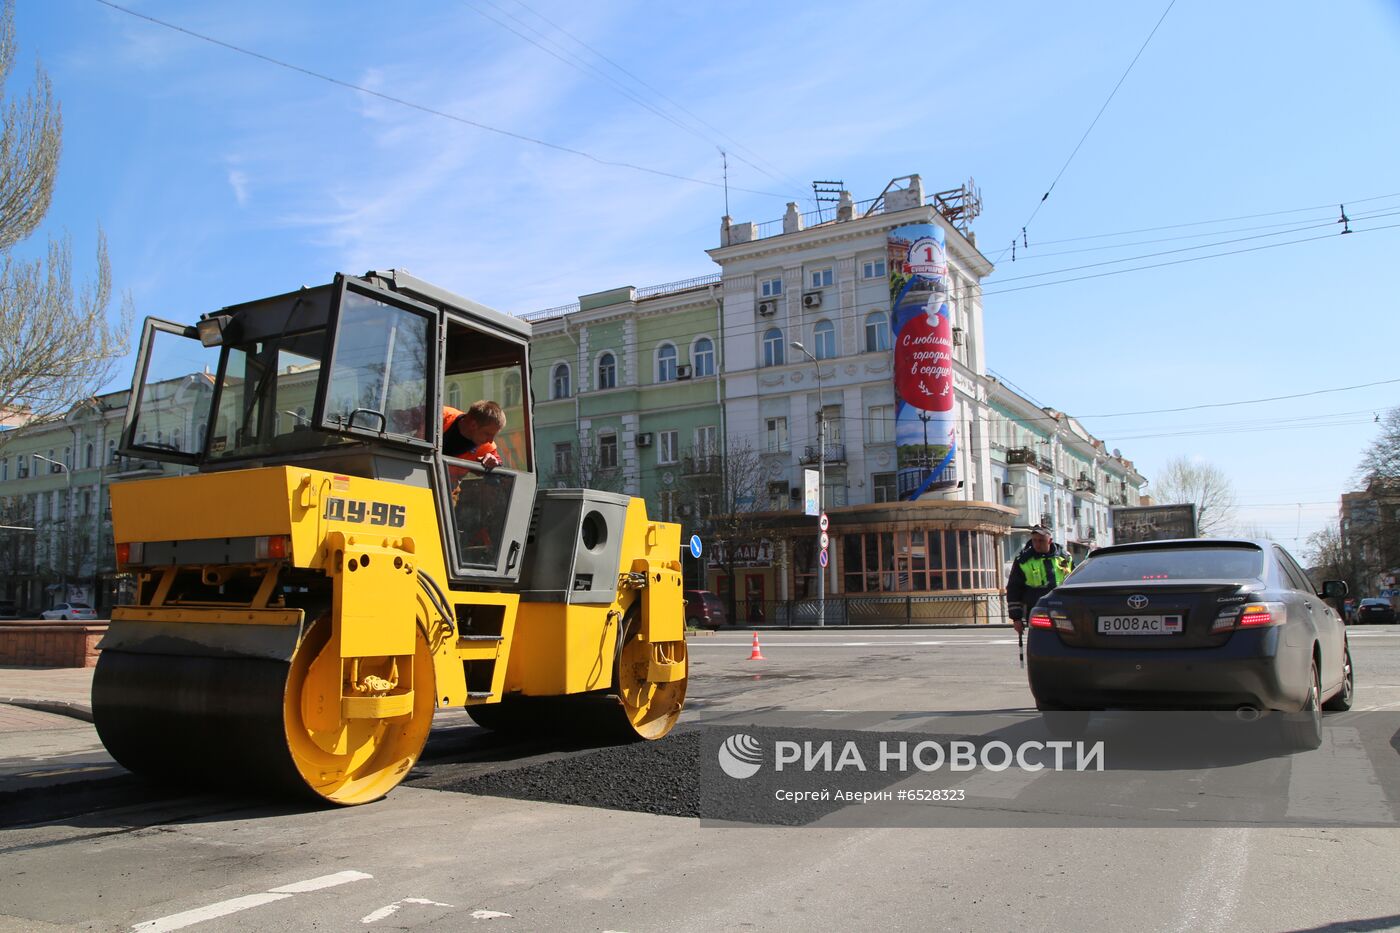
[720,148,730,218]
[812,179,844,222]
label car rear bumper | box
[1027,626,1307,711]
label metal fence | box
[720,593,1005,627]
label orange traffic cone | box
[747,631,766,661]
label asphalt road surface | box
[3,625,1399,932]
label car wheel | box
[1322,646,1354,712]
[1282,660,1322,751]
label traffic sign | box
[819,549,829,568]
[819,513,829,532]
[689,535,703,559]
[819,531,829,549]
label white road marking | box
[133,871,373,932]
[361,898,454,924]
[132,894,292,932]
[471,909,512,919]
[270,870,373,893]
[1170,827,1250,933]
[1287,727,1394,823]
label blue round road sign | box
[819,549,829,568]
[689,535,703,559]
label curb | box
[1,698,94,723]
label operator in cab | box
[1006,524,1073,635]
[442,400,505,470]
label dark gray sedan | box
[1027,539,1352,746]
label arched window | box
[552,363,571,399]
[865,311,891,352]
[656,344,677,382]
[597,352,617,390]
[447,381,462,409]
[762,328,785,367]
[85,444,94,469]
[692,338,715,377]
[504,372,522,407]
[814,319,836,360]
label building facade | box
[529,174,1149,624]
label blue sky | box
[14,0,1400,552]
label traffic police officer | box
[1006,524,1073,635]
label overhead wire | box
[476,0,811,198]
[91,0,794,200]
[993,0,1178,263]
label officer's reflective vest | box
[1019,552,1072,589]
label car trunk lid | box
[1040,581,1257,649]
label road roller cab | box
[94,270,688,805]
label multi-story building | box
[529,174,1149,624]
[0,374,210,613]
[1341,479,1400,597]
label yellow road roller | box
[92,270,687,804]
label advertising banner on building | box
[888,223,957,500]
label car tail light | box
[254,535,291,560]
[1213,601,1285,631]
[1029,609,1053,628]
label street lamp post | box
[33,454,71,604]
[791,341,825,627]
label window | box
[813,319,836,360]
[760,277,783,298]
[447,381,462,409]
[597,352,617,390]
[865,311,890,352]
[696,425,718,457]
[85,444,94,469]
[659,430,679,464]
[766,416,789,452]
[867,405,894,443]
[809,267,833,289]
[0,459,6,481]
[504,371,522,408]
[82,490,92,515]
[656,344,677,383]
[762,328,785,367]
[598,433,618,470]
[838,528,999,594]
[862,258,887,280]
[658,489,678,522]
[551,363,570,399]
[768,481,790,511]
[553,442,573,475]
[63,446,71,469]
[692,338,715,377]
[17,457,27,478]
[872,473,898,502]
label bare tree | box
[688,439,767,624]
[1304,520,1358,592]
[1148,456,1238,536]
[0,0,131,445]
[544,436,626,493]
[1356,406,1400,485]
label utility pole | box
[792,341,825,627]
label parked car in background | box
[683,590,728,629]
[0,600,18,620]
[1027,538,1352,748]
[40,602,97,621]
[1355,597,1396,625]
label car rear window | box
[1067,547,1266,584]
[71,603,92,609]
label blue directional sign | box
[689,535,703,559]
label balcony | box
[1075,476,1098,493]
[1006,447,1036,465]
[681,454,721,476]
[799,444,846,466]
[104,458,166,478]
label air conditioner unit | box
[676,364,693,380]
[1001,481,1014,498]
[757,300,777,316]
[677,504,693,517]
[952,326,964,346]
[789,487,803,501]
[636,432,653,448]
[802,292,822,309]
